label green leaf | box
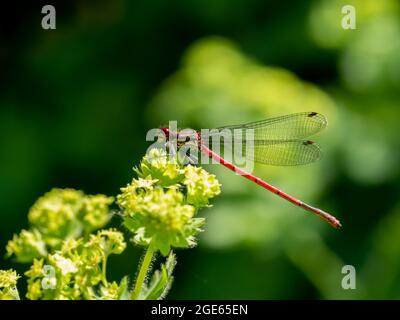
[141,252,176,300]
[132,227,151,246]
[153,234,171,257]
[164,251,177,277]
[117,276,130,300]
[123,217,141,233]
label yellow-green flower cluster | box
[6,188,113,263]
[0,269,20,300]
[78,195,115,233]
[86,229,126,256]
[2,149,221,300]
[184,165,221,207]
[25,229,126,300]
[118,149,220,256]
[135,149,184,186]
[29,188,113,240]
[6,229,47,263]
[28,188,84,241]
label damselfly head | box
[177,128,198,142]
[152,127,200,165]
[160,127,170,138]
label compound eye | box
[185,136,190,142]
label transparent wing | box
[227,139,323,166]
[210,112,327,141]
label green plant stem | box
[131,243,154,300]
[102,254,108,286]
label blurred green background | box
[1,0,400,299]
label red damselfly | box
[159,112,341,229]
